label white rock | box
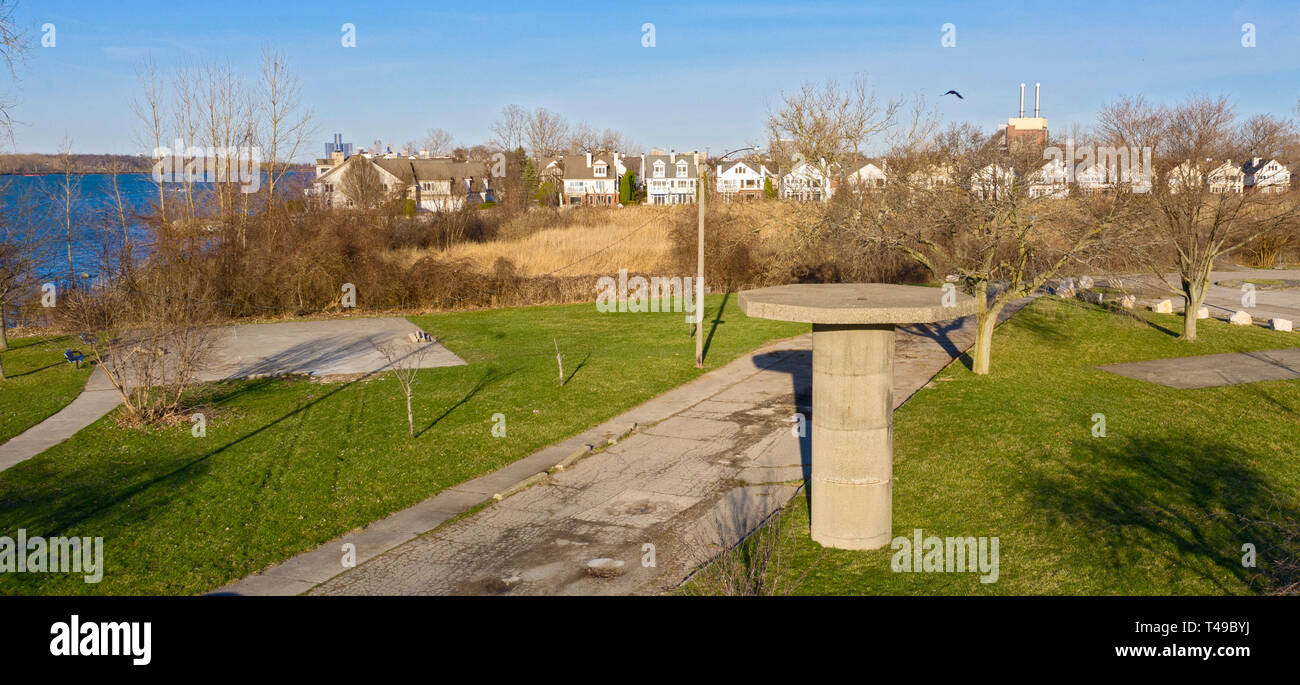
[1230,310,1253,326]
[1152,299,1173,314]
[1272,318,1293,332]
[1078,276,1095,289]
[1120,295,1136,309]
[1196,307,1209,319]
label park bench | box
[64,349,87,368]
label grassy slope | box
[0,295,805,595]
[699,298,1300,595]
[0,335,93,445]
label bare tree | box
[813,122,1133,374]
[52,136,81,285]
[0,0,28,145]
[568,121,598,152]
[423,127,454,157]
[200,58,255,220]
[374,339,434,438]
[132,58,170,225]
[58,270,216,423]
[1234,113,1297,162]
[0,181,53,378]
[492,104,527,153]
[525,107,570,164]
[257,47,313,205]
[1118,95,1299,341]
[339,156,384,209]
[1094,94,1169,154]
[767,75,901,195]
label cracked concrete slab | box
[217,299,1029,596]
[1098,347,1300,388]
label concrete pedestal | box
[810,323,894,549]
[738,284,976,551]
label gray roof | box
[644,153,698,178]
[562,152,623,180]
[373,158,492,191]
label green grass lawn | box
[0,295,805,595]
[0,335,93,445]
[691,298,1300,595]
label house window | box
[594,163,607,177]
[654,161,665,178]
[676,162,687,178]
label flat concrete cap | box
[738,283,977,324]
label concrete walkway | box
[1099,347,1300,389]
[0,370,122,472]
[0,317,461,473]
[218,302,1028,596]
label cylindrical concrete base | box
[809,323,895,550]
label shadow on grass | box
[415,366,517,438]
[0,365,386,544]
[701,292,731,364]
[6,360,65,378]
[1020,434,1299,594]
[563,351,591,386]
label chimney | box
[1034,83,1041,117]
[670,150,676,163]
[586,152,592,168]
[1019,83,1025,118]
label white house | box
[1207,160,1244,194]
[1242,158,1290,194]
[781,160,831,201]
[970,164,1016,199]
[847,161,888,189]
[644,150,700,205]
[1029,158,1069,198]
[310,155,493,210]
[716,159,775,201]
[561,151,623,207]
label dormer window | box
[594,163,607,177]
[676,161,688,178]
[653,161,665,178]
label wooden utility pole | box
[695,164,706,368]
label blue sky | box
[6,0,1300,158]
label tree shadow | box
[415,366,518,438]
[1018,434,1299,594]
[701,292,731,363]
[0,363,390,544]
[563,351,591,386]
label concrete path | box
[1108,267,1300,326]
[0,371,122,472]
[0,317,461,473]
[218,302,1028,596]
[1099,347,1300,389]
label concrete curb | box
[492,472,549,501]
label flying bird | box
[942,90,963,99]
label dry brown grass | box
[389,202,797,278]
